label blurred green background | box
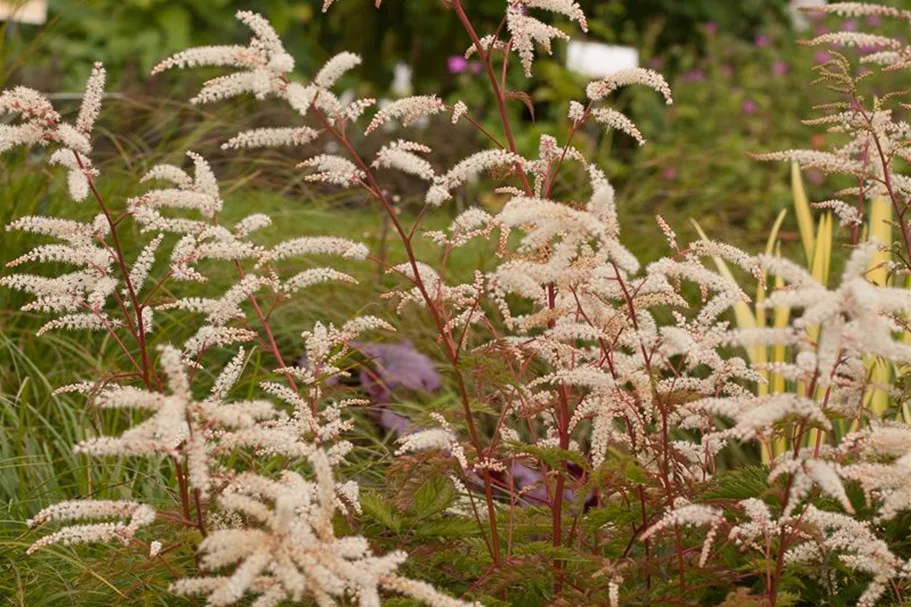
[5,0,791,89]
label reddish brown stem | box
[312,108,504,563]
[74,151,159,391]
[451,0,533,197]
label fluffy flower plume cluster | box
[174,451,479,607]
[1,62,105,201]
[26,500,155,555]
[506,0,588,76]
[4,2,911,606]
[754,7,911,247]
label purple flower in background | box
[772,61,789,76]
[755,34,771,48]
[448,55,468,74]
[682,69,705,83]
[379,409,413,436]
[703,21,718,36]
[807,169,824,185]
[648,56,664,70]
[866,15,882,27]
[742,99,758,114]
[355,340,441,405]
[843,19,858,31]
[815,50,831,63]
[469,61,483,75]
[815,25,828,36]
[353,340,442,436]
[663,167,677,181]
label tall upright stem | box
[451,0,532,197]
[74,151,159,391]
[311,109,503,564]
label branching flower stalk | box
[3,2,911,607]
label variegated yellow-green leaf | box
[864,196,893,419]
[690,219,760,363]
[791,162,815,263]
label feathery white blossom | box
[1,65,107,201]
[372,140,435,181]
[222,126,319,150]
[591,107,645,144]
[314,52,361,89]
[173,450,478,607]
[427,150,524,206]
[640,501,724,541]
[365,95,446,135]
[506,0,587,77]
[152,11,294,102]
[298,154,366,186]
[451,100,468,125]
[586,68,673,104]
[259,236,368,266]
[27,500,155,555]
[76,63,106,135]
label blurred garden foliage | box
[3,0,791,90]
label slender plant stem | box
[309,108,504,564]
[451,0,533,197]
[73,151,159,391]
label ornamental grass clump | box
[2,2,910,606]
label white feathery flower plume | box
[27,500,155,555]
[640,501,724,553]
[506,0,588,77]
[173,450,479,607]
[839,422,911,522]
[314,52,361,89]
[396,423,468,470]
[591,107,645,145]
[365,95,447,135]
[71,345,278,500]
[451,100,469,125]
[1,63,107,201]
[222,126,320,150]
[586,68,673,104]
[75,62,106,136]
[785,506,908,607]
[258,236,368,266]
[152,11,294,102]
[132,151,223,226]
[751,149,866,176]
[804,2,911,20]
[372,140,435,181]
[1,214,121,335]
[298,154,366,186]
[753,241,911,383]
[426,150,525,206]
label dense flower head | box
[0,63,108,201]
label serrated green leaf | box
[413,517,480,539]
[583,502,642,533]
[361,491,402,533]
[704,465,770,500]
[411,475,456,519]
